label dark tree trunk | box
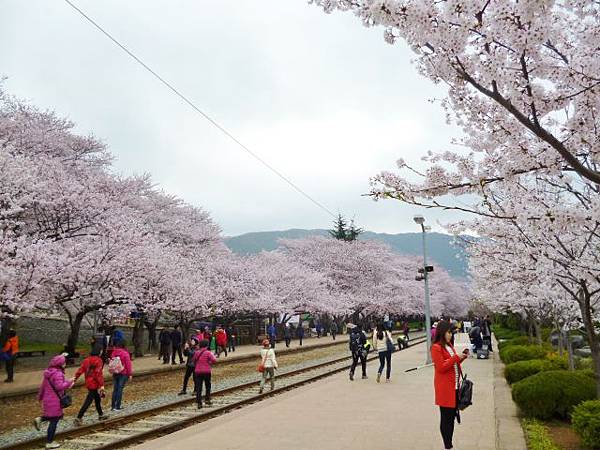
[66,311,86,356]
[578,285,600,397]
[533,319,542,346]
[144,318,159,352]
[132,318,144,357]
[0,317,15,346]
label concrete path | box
[0,333,412,397]
[133,333,526,450]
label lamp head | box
[413,215,425,225]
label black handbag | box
[48,376,73,409]
[457,373,473,411]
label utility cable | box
[63,0,337,219]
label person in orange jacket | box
[2,329,19,383]
[431,320,469,450]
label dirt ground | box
[547,421,583,450]
[0,345,346,433]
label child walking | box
[73,348,108,426]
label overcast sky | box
[1,0,467,236]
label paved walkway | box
[0,333,409,397]
[134,334,526,450]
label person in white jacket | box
[372,324,394,383]
[259,339,278,393]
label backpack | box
[350,332,362,352]
[108,355,124,374]
[457,373,473,410]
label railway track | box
[2,335,426,450]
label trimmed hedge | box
[512,370,596,419]
[493,326,523,340]
[498,336,531,350]
[505,359,554,384]
[500,345,548,364]
[572,400,600,448]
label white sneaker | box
[46,442,61,449]
[33,417,42,431]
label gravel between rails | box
[0,345,350,447]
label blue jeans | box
[111,374,128,409]
[378,350,392,379]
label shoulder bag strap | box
[46,373,64,399]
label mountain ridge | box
[224,229,469,279]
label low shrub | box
[500,345,548,364]
[512,370,596,419]
[505,359,554,384]
[493,326,523,340]
[545,353,568,370]
[572,400,600,448]
[522,419,560,450]
[577,357,595,371]
[498,336,531,350]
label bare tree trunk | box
[578,285,600,397]
[144,317,159,352]
[533,319,543,346]
[564,331,575,371]
[132,318,144,357]
[66,310,86,356]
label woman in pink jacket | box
[192,339,217,409]
[109,341,133,411]
[33,355,74,449]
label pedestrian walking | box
[258,339,278,393]
[297,325,304,346]
[284,325,291,348]
[316,323,322,338]
[372,324,394,383]
[331,322,338,340]
[349,325,367,381]
[179,337,198,395]
[1,329,19,383]
[226,326,236,353]
[403,321,410,341]
[73,348,109,426]
[215,326,228,358]
[192,339,217,409]
[158,327,172,364]
[108,341,133,411]
[483,315,493,352]
[202,327,212,342]
[171,325,184,365]
[431,320,469,450]
[267,323,276,349]
[33,355,74,449]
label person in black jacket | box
[349,325,367,381]
[171,326,184,365]
[158,327,172,365]
[296,325,304,346]
[178,337,198,395]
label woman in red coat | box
[431,320,468,450]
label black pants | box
[331,332,336,340]
[5,356,15,381]
[298,336,303,346]
[439,406,456,449]
[227,338,235,352]
[77,389,103,418]
[285,337,291,347]
[182,366,196,392]
[171,344,183,364]
[160,343,171,363]
[216,345,227,357]
[270,338,276,349]
[350,351,367,377]
[194,372,211,405]
[378,350,392,379]
[42,417,60,443]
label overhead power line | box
[63,0,336,219]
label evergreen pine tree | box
[346,219,363,242]
[329,214,348,240]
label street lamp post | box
[414,215,432,364]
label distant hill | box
[224,229,469,279]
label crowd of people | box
[0,317,484,449]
